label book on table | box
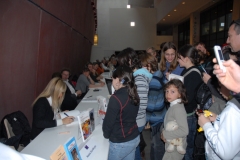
[77,108,95,142]
[63,137,82,160]
[50,145,68,160]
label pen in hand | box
[64,112,74,120]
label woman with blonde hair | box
[31,77,74,140]
[159,42,183,82]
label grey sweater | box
[163,99,189,149]
[134,72,151,127]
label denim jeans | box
[150,122,165,160]
[134,126,144,160]
[108,135,140,160]
[183,114,197,160]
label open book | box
[168,73,184,83]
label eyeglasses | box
[230,20,240,26]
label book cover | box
[79,111,93,141]
[63,137,82,160]
[50,145,68,160]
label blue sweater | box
[146,70,166,126]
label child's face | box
[165,85,180,103]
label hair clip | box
[121,79,125,84]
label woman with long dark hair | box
[103,65,140,160]
[178,44,203,160]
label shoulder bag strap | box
[183,68,201,77]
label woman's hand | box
[62,116,74,125]
[165,72,170,80]
[202,72,211,84]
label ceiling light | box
[230,9,232,11]
[182,2,185,4]
[168,15,170,16]
[127,5,131,8]
[174,9,177,11]
[130,22,135,26]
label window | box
[201,22,209,35]
[200,0,233,50]
[178,19,190,48]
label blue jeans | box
[135,126,144,160]
[183,114,197,160]
[108,136,140,160]
[150,122,165,160]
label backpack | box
[183,68,212,109]
[196,83,212,109]
[0,111,31,147]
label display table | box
[21,75,110,160]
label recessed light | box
[168,15,170,16]
[127,5,131,8]
[230,9,233,11]
[130,22,135,26]
[174,9,177,11]
[182,2,185,4]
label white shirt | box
[64,80,76,95]
[204,101,240,160]
[47,97,62,126]
[170,99,181,107]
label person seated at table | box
[31,77,74,140]
[101,59,110,71]
[75,68,105,98]
[90,63,104,83]
[103,65,140,160]
[61,68,81,111]
[93,62,104,75]
[108,56,118,70]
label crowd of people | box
[102,18,240,160]
[6,18,239,160]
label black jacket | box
[61,81,78,111]
[102,87,139,143]
[31,97,56,140]
[181,66,203,113]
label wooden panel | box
[36,11,73,94]
[0,0,94,123]
[0,0,40,122]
